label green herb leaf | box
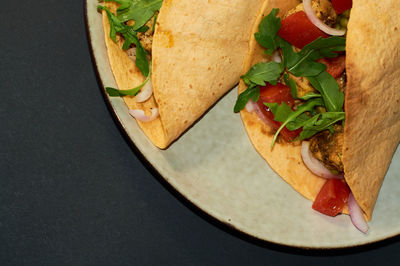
[99,5,125,41]
[298,112,345,140]
[112,0,163,30]
[279,36,345,77]
[299,92,322,100]
[234,85,259,113]
[264,101,293,122]
[241,62,283,86]
[286,113,311,130]
[106,63,152,97]
[152,13,158,32]
[99,5,150,77]
[301,37,346,60]
[283,73,298,99]
[307,71,344,112]
[264,98,324,147]
[254,8,281,55]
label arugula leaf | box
[307,71,344,112]
[106,86,141,96]
[152,13,158,32]
[106,63,152,97]
[265,101,293,122]
[113,0,163,30]
[99,5,126,41]
[235,62,283,111]
[136,25,150,32]
[283,73,298,99]
[297,112,345,140]
[254,8,281,55]
[264,98,324,147]
[133,42,150,76]
[286,113,311,130]
[279,36,345,77]
[234,84,260,113]
[299,92,322,100]
[301,37,346,60]
[107,0,132,11]
[241,62,283,86]
[99,5,150,77]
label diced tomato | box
[318,55,346,78]
[257,83,302,141]
[312,179,350,216]
[278,11,329,49]
[332,0,352,14]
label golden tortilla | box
[102,0,268,148]
[239,0,400,220]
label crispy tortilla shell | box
[239,0,400,220]
[102,0,268,148]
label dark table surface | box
[1,0,400,265]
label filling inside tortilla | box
[99,1,162,122]
[235,0,368,233]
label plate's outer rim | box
[84,0,400,250]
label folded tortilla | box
[239,0,400,220]
[102,0,268,149]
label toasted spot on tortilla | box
[157,30,174,48]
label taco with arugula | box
[235,0,400,233]
[98,0,268,148]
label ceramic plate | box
[85,0,400,248]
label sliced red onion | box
[245,99,256,113]
[348,192,369,233]
[303,0,346,36]
[251,101,277,129]
[129,108,159,122]
[135,80,153,103]
[301,141,344,179]
[272,51,282,63]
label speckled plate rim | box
[84,0,400,249]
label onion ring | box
[245,99,256,113]
[135,80,153,103]
[301,141,344,179]
[303,0,346,36]
[129,108,159,122]
[348,192,369,233]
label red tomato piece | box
[312,179,350,217]
[318,55,346,78]
[332,0,352,14]
[257,83,302,141]
[278,11,329,49]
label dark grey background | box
[1,0,400,265]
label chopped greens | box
[98,0,162,96]
[265,98,324,146]
[254,8,281,55]
[279,36,345,77]
[106,0,163,30]
[297,112,345,140]
[235,8,346,146]
[307,71,344,112]
[241,62,283,86]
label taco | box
[98,0,268,149]
[235,0,400,233]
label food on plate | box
[98,0,268,148]
[235,0,400,232]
